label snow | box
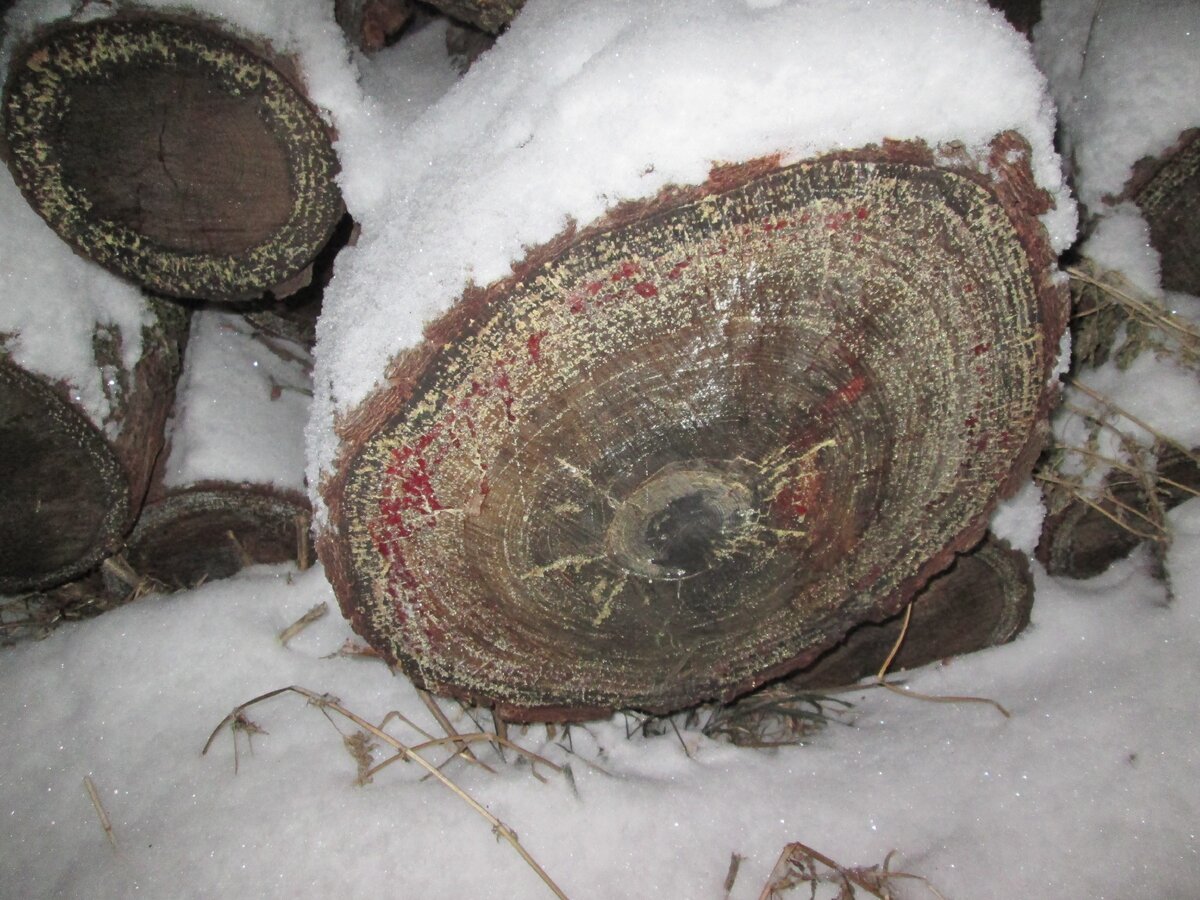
[1,508,1197,898]
[1034,0,1200,213]
[1083,204,1163,297]
[0,168,150,432]
[306,0,1077,516]
[162,312,312,493]
[989,480,1046,556]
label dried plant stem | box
[875,603,1011,718]
[1066,266,1200,343]
[417,689,483,765]
[277,602,329,646]
[1053,444,1200,499]
[1035,473,1166,540]
[1069,379,1200,469]
[203,686,570,900]
[82,775,116,849]
[758,840,947,900]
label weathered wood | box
[125,484,312,590]
[320,134,1068,721]
[787,534,1033,689]
[1123,129,1200,296]
[2,16,343,302]
[0,299,188,594]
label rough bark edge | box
[1,12,345,302]
[318,133,1069,721]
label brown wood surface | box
[0,299,188,594]
[319,134,1068,721]
[423,0,523,33]
[125,483,311,590]
[1124,129,1200,296]
[1038,445,1200,579]
[788,533,1033,689]
[2,16,343,302]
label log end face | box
[2,17,343,302]
[0,362,130,593]
[324,141,1067,720]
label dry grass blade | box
[876,603,1010,718]
[202,685,570,900]
[343,730,377,785]
[277,602,329,646]
[418,689,483,765]
[295,513,312,571]
[723,852,745,898]
[758,841,947,899]
[82,775,116,849]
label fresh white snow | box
[1034,0,1200,214]
[163,312,312,493]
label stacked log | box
[0,295,188,594]
[789,534,1033,689]
[125,311,313,590]
[2,15,343,302]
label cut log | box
[788,534,1033,690]
[125,484,311,590]
[1,16,343,302]
[0,298,188,594]
[1123,129,1200,296]
[319,134,1068,721]
[335,0,415,52]
[1039,444,1200,579]
[123,310,314,589]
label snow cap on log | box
[311,0,1075,719]
[1034,0,1200,294]
[0,3,355,301]
[125,310,315,589]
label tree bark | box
[422,0,523,34]
[0,299,188,594]
[2,15,344,302]
[319,134,1068,721]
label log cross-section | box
[2,16,343,302]
[321,137,1067,721]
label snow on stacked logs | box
[1034,0,1200,577]
[0,164,189,593]
[310,1,1076,720]
[1,13,343,302]
[127,311,314,589]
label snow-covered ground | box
[1,509,1197,898]
[3,0,1199,896]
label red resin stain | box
[771,471,822,525]
[762,218,792,232]
[633,281,658,298]
[964,415,979,428]
[586,280,604,295]
[856,206,870,220]
[611,261,641,282]
[824,210,854,231]
[973,342,991,356]
[526,330,548,364]
[667,259,691,280]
